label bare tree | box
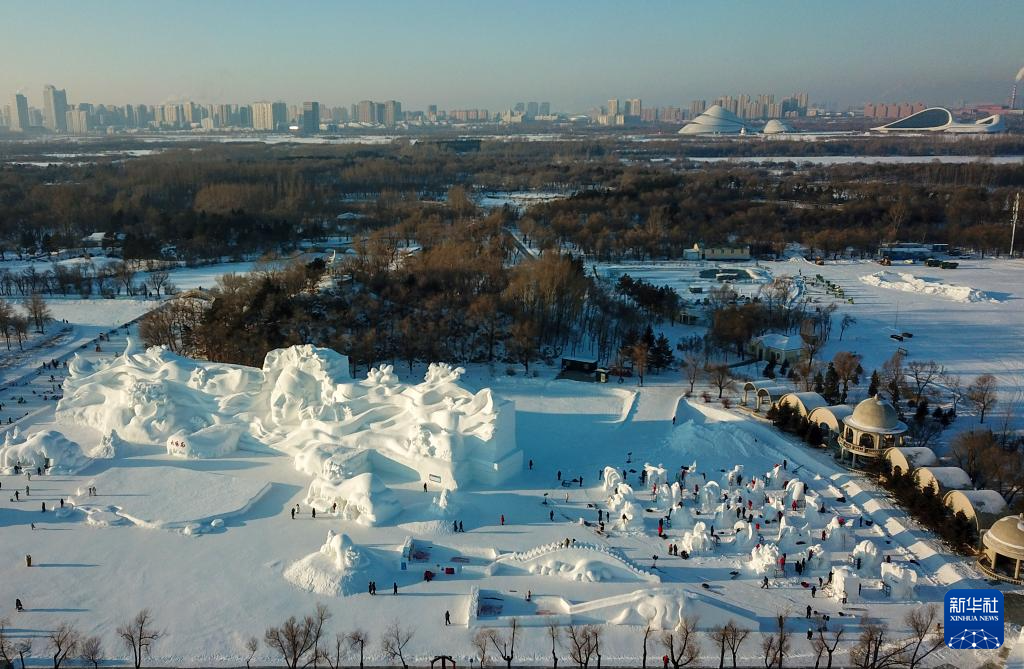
[263,604,331,669]
[346,630,369,669]
[117,609,161,669]
[79,636,103,669]
[547,620,561,668]
[631,343,650,386]
[319,633,347,669]
[23,293,50,333]
[640,617,654,668]
[243,636,259,669]
[849,621,908,669]
[942,371,964,414]
[379,621,414,669]
[146,270,171,297]
[967,374,998,423]
[762,613,790,669]
[906,360,944,403]
[473,630,492,668]
[115,261,136,296]
[485,619,518,668]
[832,351,862,402]
[881,351,906,404]
[15,639,31,669]
[761,635,780,669]
[809,628,843,669]
[709,623,729,669]
[722,621,750,669]
[900,604,943,669]
[48,623,80,669]
[566,625,597,668]
[838,314,856,341]
[706,363,732,399]
[0,618,15,668]
[660,617,701,668]
[682,352,703,394]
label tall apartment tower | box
[301,101,320,134]
[9,94,30,131]
[42,85,69,131]
[607,98,620,116]
[252,101,287,131]
[383,100,402,126]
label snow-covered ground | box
[0,255,1019,666]
[0,331,1006,666]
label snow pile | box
[860,271,1000,303]
[881,562,917,600]
[851,540,882,576]
[0,428,90,474]
[304,473,401,526]
[92,429,125,459]
[283,530,374,597]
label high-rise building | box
[607,98,620,116]
[302,101,320,134]
[238,105,253,128]
[539,101,551,115]
[42,85,69,132]
[526,101,539,118]
[357,100,375,124]
[252,101,286,130]
[9,94,29,131]
[65,108,89,135]
[626,98,642,117]
[690,100,707,118]
[383,100,402,126]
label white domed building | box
[762,119,796,134]
[980,514,1024,583]
[678,105,749,136]
[838,395,907,466]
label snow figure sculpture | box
[679,521,715,553]
[881,562,917,599]
[698,480,721,513]
[733,520,756,550]
[0,429,90,474]
[749,542,781,575]
[851,540,882,577]
[603,466,623,491]
[321,530,368,571]
[831,566,860,603]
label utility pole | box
[1011,192,1020,259]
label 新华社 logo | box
[944,589,1003,649]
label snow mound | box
[304,473,401,526]
[860,271,1001,303]
[0,428,90,474]
[283,530,375,597]
[72,466,269,532]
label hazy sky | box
[5,0,1023,112]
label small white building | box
[749,333,804,365]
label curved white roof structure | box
[679,105,749,135]
[873,107,1005,134]
[763,119,796,134]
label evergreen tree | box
[822,363,840,403]
[642,325,656,351]
[650,333,674,373]
[868,370,881,397]
[813,370,825,394]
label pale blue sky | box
[4,0,1022,111]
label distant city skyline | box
[3,0,1023,111]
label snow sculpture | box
[283,530,374,596]
[851,540,882,576]
[607,484,644,532]
[603,466,623,491]
[698,480,721,513]
[304,473,401,526]
[0,428,89,474]
[57,343,522,490]
[679,521,715,553]
[881,562,917,599]
[644,463,667,486]
[749,542,781,575]
[733,520,756,549]
[91,429,124,459]
[831,566,860,603]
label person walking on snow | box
[393,582,398,595]
[291,508,295,520]
[549,510,554,521]
[500,514,505,526]
[444,610,451,626]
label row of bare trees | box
[0,262,174,299]
[0,609,158,669]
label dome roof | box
[843,395,907,433]
[679,105,749,135]
[763,119,795,134]
[983,514,1024,559]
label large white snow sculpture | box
[57,343,521,489]
[881,562,917,599]
[0,428,90,474]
